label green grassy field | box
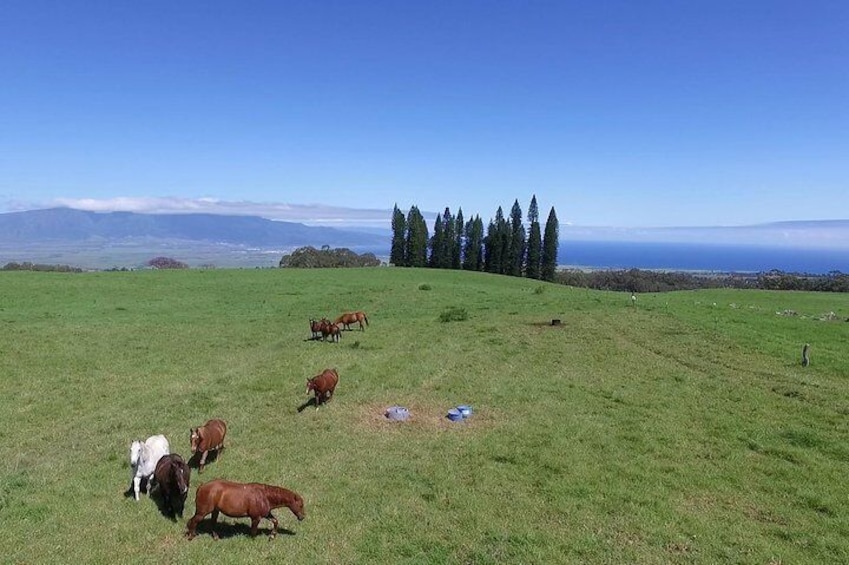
[1,268,847,564]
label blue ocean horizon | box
[560,241,849,275]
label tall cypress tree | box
[496,207,510,275]
[473,216,484,271]
[485,206,509,274]
[507,199,526,277]
[483,219,497,273]
[390,204,407,266]
[452,208,464,270]
[525,195,542,279]
[405,206,429,267]
[441,207,456,269]
[428,214,444,268]
[541,206,559,281]
[463,215,483,271]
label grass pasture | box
[1,267,848,564]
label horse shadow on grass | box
[187,449,222,471]
[296,397,319,413]
[191,520,297,539]
[122,477,151,499]
[149,487,187,522]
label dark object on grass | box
[185,480,305,540]
[802,343,810,367]
[551,319,561,326]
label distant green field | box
[1,268,847,564]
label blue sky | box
[1,1,847,231]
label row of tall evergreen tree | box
[390,196,559,281]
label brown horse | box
[320,320,341,343]
[334,311,369,331]
[309,318,323,340]
[185,479,305,540]
[306,368,339,409]
[152,453,191,518]
[190,419,227,473]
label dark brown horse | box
[185,479,305,540]
[335,311,369,331]
[320,320,341,343]
[190,418,227,473]
[153,453,191,518]
[306,368,339,409]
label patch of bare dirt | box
[353,400,497,434]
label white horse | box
[129,434,170,501]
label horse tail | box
[364,314,369,326]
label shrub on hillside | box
[147,256,189,269]
[279,246,381,268]
[439,306,468,323]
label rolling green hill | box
[1,268,847,563]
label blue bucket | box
[446,408,463,422]
[457,405,473,418]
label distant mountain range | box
[562,220,849,249]
[1,207,846,271]
[0,208,390,269]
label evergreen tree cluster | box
[390,196,559,281]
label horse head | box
[189,428,200,453]
[306,378,315,395]
[290,492,306,521]
[175,462,189,496]
[129,440,143,467]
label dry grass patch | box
[352,400,497,434]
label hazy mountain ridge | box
[0,208,388,248]
[562,220,849,249]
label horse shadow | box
[149,487,187,522]
[192,521,297,539]
[296,397,318,413]
[187,450,221,471]
[122,477,151,499]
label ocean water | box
[560,241,849,274]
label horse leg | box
[266,512,278,538]
[133,475,142,500]
[250,516,261,537]
[211,509,220,540]
[186,512,205,540]
[198,450,208,473]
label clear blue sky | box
[1,0,846,228]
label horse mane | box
[256,483,295,505]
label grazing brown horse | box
[153,453,191,518]
[335,311,369,331]
[309,318,323,340]
[306,368,339,409]
[320,320,341,343]
[185,479,305,540]
[190,419,227,473]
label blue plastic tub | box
[457,405,473,418]
[446,408,464,422]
